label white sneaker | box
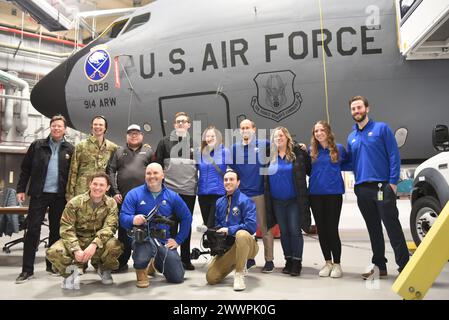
[233,272,246,291]
[61,265,80,290]
[330,263,343,278]
[319,262,333,277]
[98,269,113,285]
[61,276,74,290]
[61,271,80,290]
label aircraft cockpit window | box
[122,12,151,34]
[100,19,129,40]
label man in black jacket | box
[15,115,74,283]
[154,112,198,270]
[107,124,154,272]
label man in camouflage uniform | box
[47,172,123,290]
[66,115,117,201]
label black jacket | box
[17,136,74,197]
[107,144,154,197]
[265,145,312,231]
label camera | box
[191,228,235,259]
[133,227,148,243]
[128,204,176,243]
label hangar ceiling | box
[0,0,154,42]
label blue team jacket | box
[119,184,192,245]
[347,119,400,185]
[230,139,270,197]
[309,143,348,195]
[196,145,230,196]
[215,188,257,236]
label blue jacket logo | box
[84,49,111,82]
[232,206,239,216]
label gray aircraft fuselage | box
[31,0,449,162]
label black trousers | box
[198,194,221,228]
[22,193,66,273]
[115,203,132,268]
[354,182,409,271]
[310,194,343,263]
[179,194,196,263]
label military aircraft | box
[31,0,449,163]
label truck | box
[410,125,449,245]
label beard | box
[352,112,367,123]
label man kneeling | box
[46,173,123,289]
[120,163,192,288]
[206,169,259,291]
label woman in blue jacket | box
[196,126,230,227]
[309,120,349,278]
[265,126,311,276]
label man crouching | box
[46,172,123,289]
[120,163,192,288]
[206,169,259,291]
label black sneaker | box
[111,264,129,274]
[15,272,34,284]
[246,259,256,270]
[46,266,59,277]
[262,261,274,273]
[182,261,195,270]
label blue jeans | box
[272,199,303,260]
[132,238,185,283]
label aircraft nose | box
[31,60,73,127]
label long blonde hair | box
[270,126,296,163]
[310,121,339,163]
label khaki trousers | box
[206,230,259,284]
[252,194,274,261]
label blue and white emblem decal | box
[84,49,111,82]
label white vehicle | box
[410,125,449,245]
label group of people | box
[13,95,410,292]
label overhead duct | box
[0,70,30,135]
[7,0,71,31]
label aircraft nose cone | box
[31,60,73,127]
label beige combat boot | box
[135,269,150,288]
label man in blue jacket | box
[230,119,273,273]
[347,95,409,280]
[206,169,259,291]
[120,163,192,288]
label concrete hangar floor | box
[0,199,448,300]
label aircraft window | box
[99,19,129,40]
[122,12,151,34]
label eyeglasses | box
[175,119,189,125]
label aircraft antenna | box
[318,0,330,124]
[117,55,136,125]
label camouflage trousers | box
[46,237,123,277]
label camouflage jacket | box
[60,192,118,253]
[66,135,117,200]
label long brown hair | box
[201,126,222,153]
[270,126,296,162]
[310,121,339,163]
